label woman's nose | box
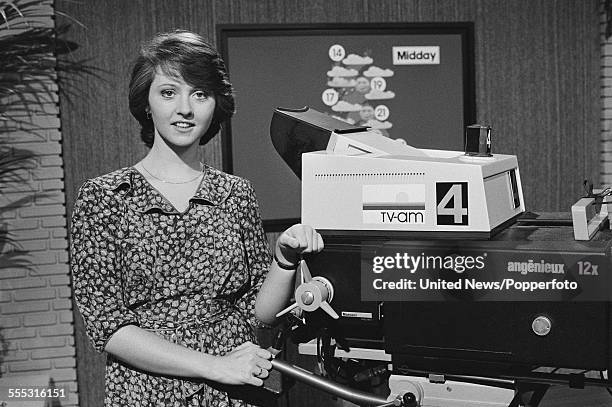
[175,94,193,117]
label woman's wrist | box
[196,353,220,380]
[273,253,298,270]
[274,244,298,268]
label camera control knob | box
[532,315,552,336]
[276,260,339,319]
[301,291,315,305]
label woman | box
[70,30,323,406]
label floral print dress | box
[70,165,272,406]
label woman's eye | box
[161,89,175,98]
[193,91,209,100]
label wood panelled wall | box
[56,1,600,406]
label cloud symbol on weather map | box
[342,54,373,66]
[365,119,393,130]
[327,66,359,77]
[327,77,357,88]
[332,101,362,112]
[332,115,356,125]
[363,66,395,77]
[365,89,396,100]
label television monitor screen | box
[218,23,475,230]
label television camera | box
[265,107,612,407]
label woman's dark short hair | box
[129,30,235,147]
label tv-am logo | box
[362,184,425,225]
[393,46,440,65]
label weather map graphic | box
[322,44,395,138]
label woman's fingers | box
[316,232,324,252]
[255,358,273,370]
[225,342,274,386]
[230,341,255,353]
[244,362,269,386]
[254,347,272,360]
[280,224,324,254]
[250,376,264,386]
[253,366,269,379]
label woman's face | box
[147,70,216,149]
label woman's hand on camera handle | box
[275,224,324,265]
[211,341,273,386]
[105,327,271,386]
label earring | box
[146,111,151,120]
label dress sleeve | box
[70,180,140,352]
[234,179,272,327]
